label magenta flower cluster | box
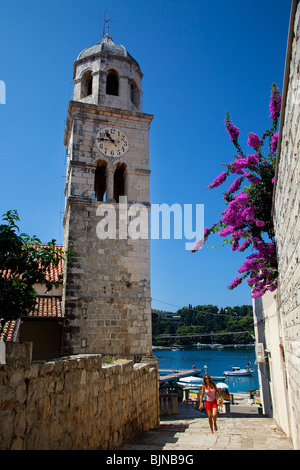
[241,241,277,297]
[247,133,261,149]
[207,171,227,189]
[270,131,279,153]
[226,176,242,195]
[225,112,240,142]
[269,83,281,119]
[227,277,243,290]
[193,83,281,299]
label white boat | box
[223,362,254,377]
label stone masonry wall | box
[273,0,300,450]
[0,342,160,450]
[62,199,152,357]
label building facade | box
[61,33,154,359]
[253,0,300,450]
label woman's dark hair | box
[203,374,214,387]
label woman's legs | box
[213,407,218,430]
[207,410,214,433]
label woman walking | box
[199,374,220,434]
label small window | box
[114,163,126,202]
[95,161,107,201]
[106,70,119,96]
[81,71,93,98]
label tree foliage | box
[0,210,71,323]
[152,304,254,346]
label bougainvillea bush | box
[192,83,281,299]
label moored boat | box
[223,362,254,377]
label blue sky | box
[0,0,292,312]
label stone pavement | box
[118,394,294,451]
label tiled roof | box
[0,296,63,341]
[29,296,62,318]
[0,245,63,284]
[40,245,63,283]
[0,245,64,341]
[0,320,18,342]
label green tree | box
[152,303,254,346]
[0,210,72,324]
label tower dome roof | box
[77,34,141,71]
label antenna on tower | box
[101,10,115,38]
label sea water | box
[153,345,259,393]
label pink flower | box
[204,227,209,238]
[225,113,240,142]
[246,154,259,166]
[270,131,279,153]
[219,227,233,237]
[227,277,243,290]
[256,220,265,227]
[207,171,227,189]
[269,83,281,119]
[247,176,261,184]
[226,177,242,194]
[251,290,266,299]
[229,158,248,174]
[242,207,256,223]
[206,87,279,298]
[247,276,260,286]
[248,133,261,148]
[236,192,249,203]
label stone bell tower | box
[61,33,154,359]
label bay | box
[153,345,259,393]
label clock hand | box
[105,132,115,143]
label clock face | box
[95,127,129,157]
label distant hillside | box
[152,304,254,346]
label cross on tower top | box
[101,10,115,38]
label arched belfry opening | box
[114,162,126,202]
[131,79,139,109]
[81,70,93,98]
[106,69,119,96]
[95,161,107,201]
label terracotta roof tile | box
[29,296,62,318]
[0,244,64,341]
[0,244,63,284]
[0,320,17,342]
[38,245,64,283]
[0,295,63,341]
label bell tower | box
[61,33,154,359]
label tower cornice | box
[73,52,143,80]
[64,100,154,146]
